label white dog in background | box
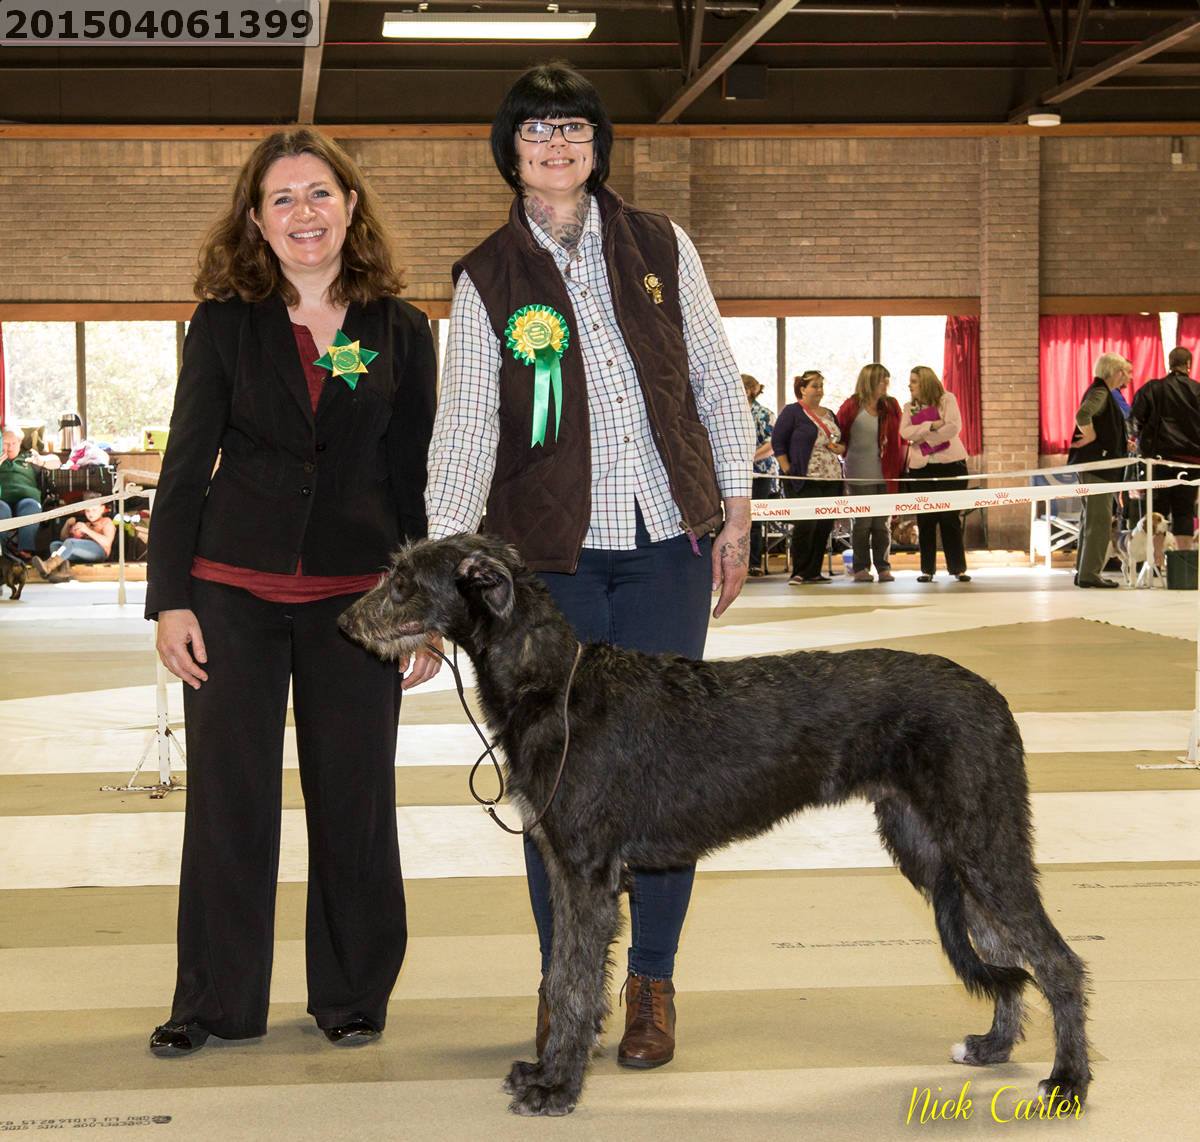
[1108,512,1175,585]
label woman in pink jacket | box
[899,366,971,582]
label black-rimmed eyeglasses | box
[518,120,597,144]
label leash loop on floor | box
[429,641,583,836]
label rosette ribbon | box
[505,305,570,447]
[313,329,379,391]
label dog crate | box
[1166,549,1198,590]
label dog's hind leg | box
[873,798,1033,1064]
[505,854,622,1117]
[950,899,1027,1066]
[1015,907,1091,1107]
[953,860,1091,1106]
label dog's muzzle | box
[339,588,431,661]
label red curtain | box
[1177,315,1200,364]
[943,315,982,456]
[1038,314,1165,454]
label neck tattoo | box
[526,194,589,252]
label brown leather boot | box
[33,553,66,580]
[617,973,675,1068]
[535,980,550,1058]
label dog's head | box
[339,534,527,660]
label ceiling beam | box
[686,0,707,79]
[1033,0,1062,79]
[657,0,800,123]
[1009,13,1200,122]
[297,0,331,124]
[1062,0,1093,81]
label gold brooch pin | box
[643,273,664,304]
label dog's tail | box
[932,865,1033,999]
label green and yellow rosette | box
[505,305,569,448]
[313,329,379,391]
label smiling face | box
[514,119,594,205]
[1,432,20,461]
[249,153,357,285]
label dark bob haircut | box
[490,62,614,195]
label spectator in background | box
[1068,352,1132,588]
[900,366,972,583]
[1132,346,1199,557]
[836,364,903,583]
[772,371,846,584]
[0,428,45,559]
[33,492,117,581]
[742,373,779,576]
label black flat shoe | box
[149,1021,210,1056]
[323,1019,381,1046]
[916,574,934,583]
[1077,576,1119,589]
[956,573,972,582]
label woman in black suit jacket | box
[147,129,437,1055]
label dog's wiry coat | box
[341,535,1091,1117]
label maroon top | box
[189,323,383,603]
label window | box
[722,317,777,398]
[84,322,178,447]
[3,322,76,439]
[785,316,874,412]
[880,316,947,386]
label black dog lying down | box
[340,534,1090,1117]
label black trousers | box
[908,460,969,577]
[788,478,841,578]
[173,577,406,1038]
[749,475,776,568]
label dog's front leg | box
[506,860,621,1117]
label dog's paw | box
[951,1034,1011,1066]
[508,1081,577,1117]
[502,1059,541,1096]
[1038,1076,1088,1112]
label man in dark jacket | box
[1067,353,1131,588]
[1131,346,1199,551]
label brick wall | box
[1041,135,1200,296]
[980,136,1041,546]
[689,137,980,299]
[4,133,1196,306]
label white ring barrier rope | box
[750,476,1186,522]
[760,455,1141,485]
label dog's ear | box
[455,553,515,621]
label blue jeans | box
[52,537,108,563]
[527,509,713,979]
[0,497,41,553]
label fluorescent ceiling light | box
[1027,110,1062,127]
[382,12,596,39]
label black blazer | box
[146,293,436,618]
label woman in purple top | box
[772,371,846,583]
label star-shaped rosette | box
[313,329,379,391]
[505,305,570,447]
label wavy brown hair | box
[194,129,404,306]
[909,365,945,409]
